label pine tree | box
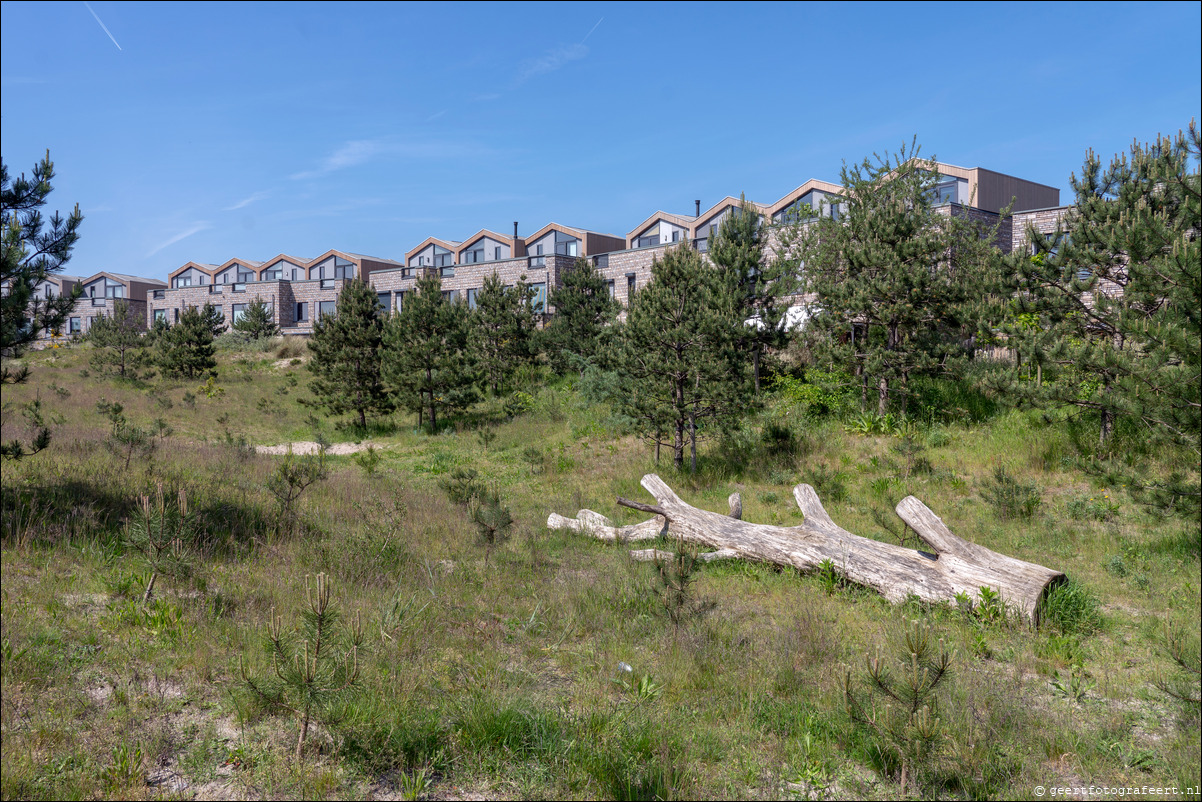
[89,300,149,379]
[708,194,793,393]
[793,141,1002,416]
[472,272,538,395]
[199,301,227,339]
[1,151,84,365]
[542,257,620,374]
[232,297,279,340]
[613,244,750,472]
[382,275,479,431]
[157,305,217,379]
[306,278,392,430]
[990,123,1200,518]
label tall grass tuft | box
[1038,578,1103,635]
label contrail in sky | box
[581,17,604,44]
[84,2,123,51]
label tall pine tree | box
[542,258,620,374]
[382,275,479,431]
[89,300,149,379]
[793,141,1002,415]
[158,305,218,379]
[472,272,538,395]
[989,123,1200,517]
[1,151,83,366]
[613,244,749,472]
[232,297,279,340]
[307,278,392,429]
[708,194,793,393]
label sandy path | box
[255,440,377,456]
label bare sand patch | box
[255,441,377,456]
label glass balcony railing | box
[90,297,107,307]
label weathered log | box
[547,474,1064,624]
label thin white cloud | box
[83,1,122,51]
[290,137,496,180]
[224,191,270,211]
[513,43,588,86]
[146,222,211,257]
[424,109,449,123]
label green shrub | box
[978,467,1041,520]
[1066,492,1121,522]
[1039,578,1103,635]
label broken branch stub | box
[547,474,1064,624]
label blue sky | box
[2,1,1199,280]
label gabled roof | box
[213,257,263,272]
[167,261,219,280]
[691,197,769,235]
[767,179,845,218]
[258,253,311,268]
[455,229,516,255]
[404,237,461,263]
[342,251,405,266]
[81,270,167,287]
[524,222,595,243]
[625,211,697,247]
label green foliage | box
[977,466,1042,521]
[442,467,485,506]
[772,369,857,418]
[1066,491,1121,522]
[350,445,382,476]
[1155,618,1201,716]
[157,304,218,379]
[0,396,55,461]
[266,447,328,537]
[844,620,953,794]
[471,489,514,564]
[541,258,620,374]
[788,140,1004,416]
[240,573,364,760]
[652,538,717,634]
[987,122,1200,518]
[1,151,84,362]
[124,484,198,604]
[472,272,539,395]
[307,279,393,429]
[96,398,155,470]
[88,301,150,379]
[709,194,793,393]
[231,297,279,340]
[383,275,479,432]
[1038,579,1103,635]
[612,244,752,472]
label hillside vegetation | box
[1,341,1198,800]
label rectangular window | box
[536,244,544,256]
[494,247,501,260]
[45,285,56,298]
[637,235,660,248]
[530,283,546,313]
[236,267,255,283]
[318,300,336,319]
[605,279,615,298]
[231,304,247,324]
[153,309,167,324]
[466,288,478,310]
[440,266,455,278]
[263,268,282,281]
[595,254,609,269]
[69,317,81,334]
[377,292,391,313]
[174,309,179,323]
[396,291,405,312]
[627,274,636,298]
[291,268,299,281]
[464,248,483,264]
[296,302,308,322]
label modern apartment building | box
[63,271,167,337]
[157,250,404,334]
[69,157,1058,337]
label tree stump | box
[547,474,1064,624]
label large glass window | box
[334,257,355,279]
[466,288,478,309]
[68,317,81,334]
[636,234,660,248]
[530,283,546,313]
[296,302,308,322]
[554,231,579,256]
[493,246,502,260]
[105,280,124,298]
[396,290,406,312]
[377,292,391,313]
[231,304,247,324]
[318,300,336,319]
[262,266,282,281]
[463,247,484,264]
[154,309,167,324]
[236,266,255,283]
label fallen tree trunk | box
[547,474,1064,624]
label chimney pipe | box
[514,221,519,240]
[695,199,700,218]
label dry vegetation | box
[1,341,1198,800]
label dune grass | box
[1,341,1198,800]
